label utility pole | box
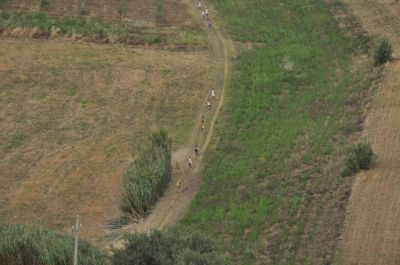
[72,215,82,265]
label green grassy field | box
[181,0,373,264]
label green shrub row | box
[0,224,107,265]
[112,229,228,265]
[121,129,172,217]
[0,11,128,38]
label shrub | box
[0,224,107,265]
[118,0,127,17]
[80,1,88,15]
[156,0,165,23]
[342,143,377,176]
[111,229,228,265]
[121,129,172,217]
[374,39,393,66]
[40,0,50,9]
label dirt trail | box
[107,0,233,246]
[335,1,400,264]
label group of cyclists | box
[177,1,216,191]
[188,87,215,169]
[198,0,212,29]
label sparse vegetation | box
[342,143,377,176]
[374,39,393,66]
[112,229,228,265]
[0,224,107,265]
[79,0,88,15]
[182,0,373,264]
[118,0,126,18]
[121,129,172,218]
[156,0,165,24]
[40,0,50,9]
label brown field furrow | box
[335,1,400,264]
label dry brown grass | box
[0,39,212,241]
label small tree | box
[342,143,377,176]
[374,39,392,66]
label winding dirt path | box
[107,0,233,246]
[335,1,400,264]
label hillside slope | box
[335,1,400,264]
[181,0,374,264]
[0,40,212,240]
[106,0,233,247]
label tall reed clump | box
[0,224,107,265]
[121,129,172,218]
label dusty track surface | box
[107,0,233,246]
[335,1,400,264]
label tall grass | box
[0,11,128,39]
[181,0,373,264]
[0,10,209,47]
[0,224,107,265]
[121,129,172,217]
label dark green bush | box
[121,129,172,217]
[374,39,393,66]
[0,224,107,265]
[342,143,377,176]
[112,229,228,265]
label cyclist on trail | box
[211,88,215,99]
[176,180,181,190]
[207,100,211,109]
[194,144,199,156]
[188,156,193,168]
[205,9,209,16]
[198,1,201,9]
[202,124,205,134]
